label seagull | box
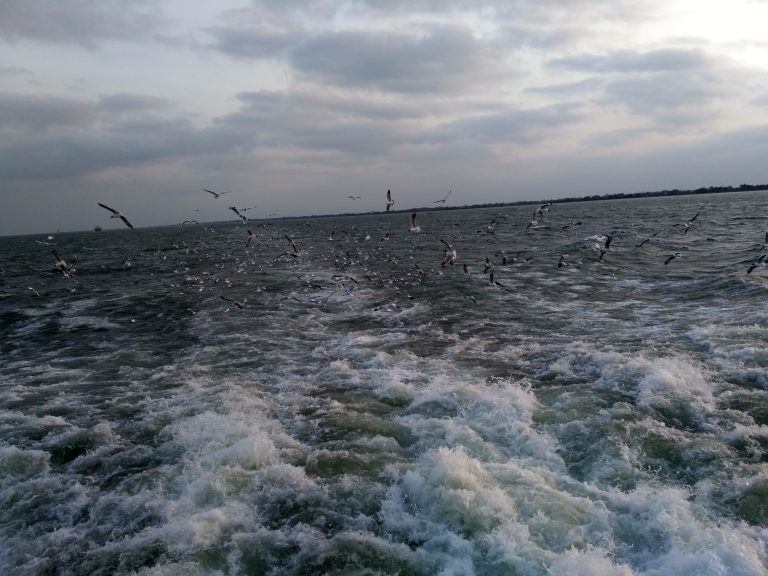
[434,190,453,204]
[246,229,255,246]
[674,212,699,234]
[458,289,476,303]
[228,206,247,223]
[284,234,298,254]
[409,213,421,233]
[385,189,395,212]
[220,295,245,309]
[205,188,229,198]
[489,271,513,292]
[748,254,766,274]
[664,252,680,265]
[51,248,72,276]
[561,220,582,232]
[534,202,552,219]
[558,254,569,268]
[440,238,457,267]
[348,195,361,200]
[97,203,134,229]
[599,235,612,260]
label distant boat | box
[94,225,102,232]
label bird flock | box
[8,188,766,316]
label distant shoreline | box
[276,182,768,221]
[4,184,766,237]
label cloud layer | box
[1,0,768,234]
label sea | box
[1,191,768,575]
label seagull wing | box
[97,202,119,215]
[119,215,134,229]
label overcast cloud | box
[1,0,767,235]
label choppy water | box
[2,191,768,575]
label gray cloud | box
[0,92,174,131]
[207,22,297,59]
[0,0,167,47]
[0,118,203,180]
[549,48,710,73]
[603,71,722,115]
[525,77,604,95]
[0,92,94,129]
[429,103,586,144]
[291,26,505,93]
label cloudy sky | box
[2,0,768,235]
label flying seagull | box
[229,206,247,223]
[674,212,699,235]
[664,252,680,265]
[205,188,229,198]
[409,213,421,233]
[748,254,766,274]
[534,202,552,220]
[599,234,612,260]
[97,203,134,229]
[434,190,453,204]
[440,238,457,267]
[348,195,361,200]
[51,248,71,275]
[385,189,395,211]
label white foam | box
[0,445,50,477]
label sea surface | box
[2,191,768,575]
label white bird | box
[534,202,552,219]
[674,212,699,235]
[599,234,612,260]
[385,189,395,211]
[409,213,421,233]
[440,238,457,267]
[51,248,72,276]
[97,203,134,229]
